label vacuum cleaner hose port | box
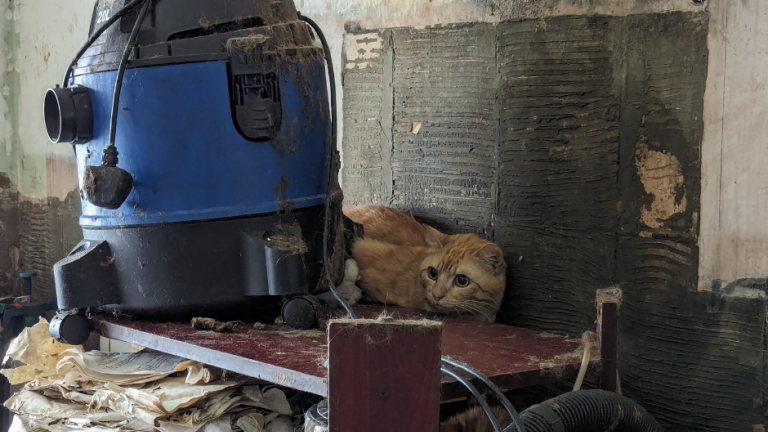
[44,86,93,144]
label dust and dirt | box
[230,34,272,52]
[263,232,308,255]
[198,13,212,29]
[249,322,324,338]
[192,317,236,333]
[329,318,441,345]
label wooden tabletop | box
[93,305,593,399]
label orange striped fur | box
[343,204,506,321]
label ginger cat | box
[340,205,506,322]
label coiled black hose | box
[517,390,664,432]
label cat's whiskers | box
[465,295,500,309]
[460,299,489,311]
[454,303,494,321]
[453,303,484,317]
[459,300,496,320]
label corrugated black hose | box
[517,390,664,432]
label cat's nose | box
[432,292,445,301]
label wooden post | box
[596,287,621,392]
[328,318,442,432]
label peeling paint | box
[1,0,20,179]
[635,142,687,229]
[343,32,382,69]
[7,244,19,275]
[45,155,78,200]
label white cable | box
[572,331,595,392]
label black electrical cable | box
[62,0,146,88]
[442,357,525,432]
[106,0,151,151]
[442,365,503,432]
[298,13,356,319]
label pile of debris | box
[2,319,299,432]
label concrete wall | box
[0,0,92,297]
[2,0,92,199]
[699,1,768,291]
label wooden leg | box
[597,288,621,392]
[328,319,442,432]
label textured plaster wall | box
[333,4,768,429]
[298,0,768,291]
[298,0,704,183]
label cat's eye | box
[427,267,438,280]
[455,274,470,287]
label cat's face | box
[419,232,506,321]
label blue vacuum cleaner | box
[43,0,342,343]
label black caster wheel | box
[281,295,321,330]
[49,311,92,345]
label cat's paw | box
[343,258,360,282]
[316,259,363,308]
[336,279,363,306]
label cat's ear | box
[477,243,505,274]
[424,225,443,249]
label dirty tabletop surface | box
[94,305,593,399]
